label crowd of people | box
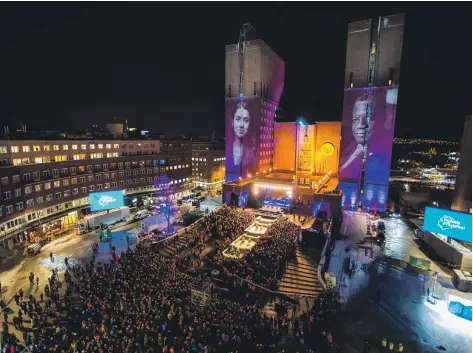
[198,205,254,239]
[210,217,300,291]
[4,206,306,353]
[0,204,351,353]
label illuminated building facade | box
[339,14,405,211]
[273,121,341,186]
[225,28,285,182]
[223,120,342,211]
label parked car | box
[26,243,42,257]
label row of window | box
[0,161,166,186]
[165,164,189,170]
[2,169,163,200]
[1,142,158,155]
[11,152,151,166]
[191,157,226,163]
[2,176,191,216]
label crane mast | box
[238,23,255,97]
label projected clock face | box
[321,143,335,157]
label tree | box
[180,204,193,218]
[154,175,179,234]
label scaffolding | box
[191,281,212,312]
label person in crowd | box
[1,206,334,353]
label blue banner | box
[90,190,125,212]
[423,207,472,242]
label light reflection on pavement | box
[335,212,471,353]
[38,254,81,273]
[0,225,139,305]
[379,217,446,275]
[381,217,414,263]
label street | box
[1,223,139,312]
[330,213,472,353]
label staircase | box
[157,234,189,258]
[278,248,323,299]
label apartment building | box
[159,139,193,193]
[191,141,225,194]
[0,138,192,249]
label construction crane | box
[238,23,256,97]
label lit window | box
[90,144,95,150]
[113,144,119,148]
[62,145,69,151]
[11,146,19,153]
[54,155,68,162]
[81,144,87,150]
[72,144,78,150]
[98,144,103,149]
[53,145,60,151]
[106,144,111,149]
[43,145,50,151]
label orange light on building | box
[248,173,251,178]
[239,176,242,180]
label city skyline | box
[0,3,471,140]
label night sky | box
[0,3,471,141]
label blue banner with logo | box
[423,207,472,242]
[90,190,125,212]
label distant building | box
[191,141,226,194]
[159,139,193,192]
[452,115,472,213]
[106,123,124,136]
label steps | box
[158,235,189,258]
[278,248,322,298]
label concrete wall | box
[424,232,472,271]
[225,39,285,101]
[345,19,371,88]
[375,14,405,86]
[452,115,472,213]
[274,122,297,171]
[344,14,405,88]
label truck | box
[79,207,130,233]
[139,213,176,234]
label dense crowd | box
[4,206,309,353]
[211,217,300,290]
[198,205,254,238]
